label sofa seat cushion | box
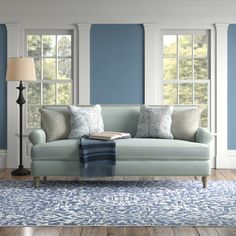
[31,139,80,161]
[115,138,209,161]
[31,138,209,162]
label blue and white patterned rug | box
[0,180,236,226]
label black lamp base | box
[11,168,31,176]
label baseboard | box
[0,149,7,169]
[216,150,236,169]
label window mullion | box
[177,35,179,104]
[192,34,195,105]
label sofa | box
[29,105,213,188]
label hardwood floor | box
[0,169,236,236]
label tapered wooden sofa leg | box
[33,177,40,188]
[202,176,208,188]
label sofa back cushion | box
[41,105,199,139]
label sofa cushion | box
[115,138,209,161]
[171,108,202,142]
[68,105,104,139]
[136,105,173,139]
[32,138,209,162]
[39,108,70,142]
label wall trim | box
[0,149,7,169]
[143,23,158,104]
[77,23,91,105]
[215,23,229,168]
[217,150,236,169]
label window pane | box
[58,35,71,57]
[163,83,177,104]
[27,105,41,128]
[34,58,41,80]
[57,83,72,104]
[199,104,208,127]
[43,58,56,80]
[27,83,41,104]
[43,35,56,57]
[179,83,193,104]
[179,35,192,57]
[43,83,56,104]
[27,35,41,57]
[194,35,207,58]
[194,83,208,105]
[179,59,192,79]
[163,35,177,57]
[58,58,71,80]
[163,58,177,80]
[194,59,208,80]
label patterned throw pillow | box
[68,105,104,139]
[39,109,70,142]
[136,105,173,139]
[171,108,202,142]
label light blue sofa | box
[29,106,213,188]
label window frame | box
[161,29,211,128]
[24,29,75,130]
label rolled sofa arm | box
[28,128,46,145]
[196,127,213,145]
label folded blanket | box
[79,137,116,177]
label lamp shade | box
[6,57,36,81]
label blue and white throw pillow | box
[68,105,104,139]
[136,105,173,139]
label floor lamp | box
[6,57,36,176]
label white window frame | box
[161,29,211,129]
[24,29,75,131]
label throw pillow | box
[136,105,173,139]
[39,108,70,142]
[68,105,104,139]
[171,108,202,142]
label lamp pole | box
[11,81,31,176]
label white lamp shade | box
[6,57,36,81]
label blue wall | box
[228,24,236,149]
[0,25,7,149]
[90,24,144,104]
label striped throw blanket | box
[79,137,116,177]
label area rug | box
[0,180,236,226]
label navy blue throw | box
[79,137,116,177]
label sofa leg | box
[202,176,208,188]
[34,177,40,188]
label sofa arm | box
[196,127,213,145]
[28,129,46,145]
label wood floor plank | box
[12,227,36,236]
[196,227,220,236]
[214,227,236,236]
[172,227,200,236]
[59,227,82,236]
[150,227,174,236]
[107,227,126,236]
[126,226,153,236]
[218,169,236,180]
[80,226,107,236]
[0,227,19,236]
[32,227,61,236]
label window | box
[25,30,73,128]
[162,30,209,127]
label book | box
[88,131,131,140]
